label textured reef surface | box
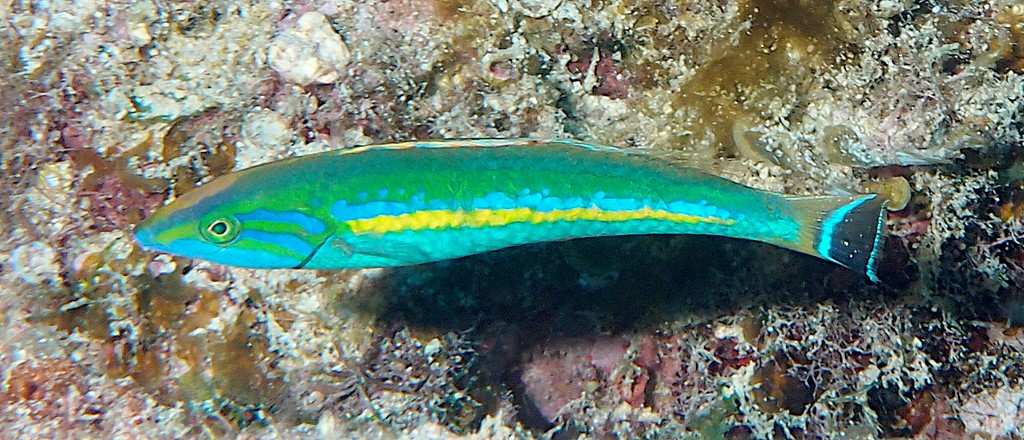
[2,0,1024,438]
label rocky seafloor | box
[2,0,1024,438]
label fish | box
[134,139,888,281]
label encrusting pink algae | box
[2,0,1024,437]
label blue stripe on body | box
[235,209,327,234]
[330,192,449,221]
[331,200,414,220]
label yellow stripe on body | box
[346,206,737,235]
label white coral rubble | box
[269,11,351,85]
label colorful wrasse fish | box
[134,139,888,281]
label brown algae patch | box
[209,308,284,420]
[673,0,851,157]
[993,6,1024,74]
[46,262,288,431]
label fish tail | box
[785,194,888,282]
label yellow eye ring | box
[200,217,239,244]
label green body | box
[134,139,886,280]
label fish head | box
[134,171,330,269]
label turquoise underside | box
[303,215,781,269]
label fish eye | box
[200,217,239,244]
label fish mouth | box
[133,215,150,238]
[132,224,157,250]
[132,213,168,252]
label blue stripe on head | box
[164,238,307,268]
[237,229,315,257]
[158,238,221,261]
[235,209,327,234]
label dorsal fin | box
[332,138,630,156]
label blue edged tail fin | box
[786,195,888,282]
